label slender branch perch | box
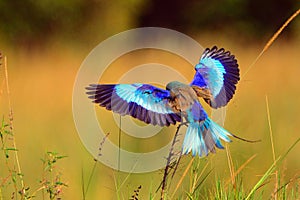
[160,123,184,200]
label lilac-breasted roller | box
[86,46,240,156]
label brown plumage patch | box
[168,84,199,113]
[191,85,212,99]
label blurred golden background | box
[0,1,299,199]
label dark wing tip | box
[201,46,240,108]
[85,84,116,106]
[85,84,99,94]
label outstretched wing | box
[190,46,240,108]
[86,84,181,126]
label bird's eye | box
[143,90,151,94]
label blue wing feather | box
[190,46,240,108]
[86,84,181,126]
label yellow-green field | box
[0,36,300,199]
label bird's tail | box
[182,117,232,156]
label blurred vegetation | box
[139,0,299,39]
[0,0,299,48]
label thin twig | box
[160,123,183,200]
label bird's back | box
[167,81,199,112]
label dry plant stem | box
[273,173,300,196]
[225,154,257,187]
[225,144,235,188]
[170,157,195,199]
[4,56,25,192]
[242,8,300,77]
[265,96,276,162]
[31,185,47,198]
[160,123,182,200]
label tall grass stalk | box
[245,138,300,200]
[225,144,235,188]
[265,95,278,200]
[188,158,210,196]
[82,132,110,199]
[242,8,300,77]
[2,54,25,197]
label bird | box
[86,46,240,156]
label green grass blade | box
[245,138,300,199]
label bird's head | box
[166,81,186,90]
